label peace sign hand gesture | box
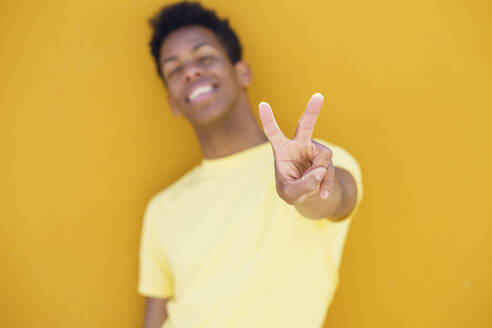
[259,93,335,205]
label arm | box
[143,297,169,328]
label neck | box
[192,93,268,159]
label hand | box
[259,93,335,205]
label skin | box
[143,298,168,328]
[144,25,358,328]
[259,95,357,220]
[159,25,267,159]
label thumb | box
[292,167,327,203]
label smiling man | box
[138,2,363,328]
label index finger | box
[259,101,288,151]
[294,93,323,143]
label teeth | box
[189,85,213,101]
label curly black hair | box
[148,1,242,80]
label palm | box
[274,140,318,179]
[259,93,335,203]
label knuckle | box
[322,149,333,161]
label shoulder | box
[145,164,202,215]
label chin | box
[189,101,232,127]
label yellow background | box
[1,0,490,327]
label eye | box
[166,66,183,78]
[198,55,214,65]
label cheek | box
[215,69,241,93]
[168,82,185,103]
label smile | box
[187,83,217,104]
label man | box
[138,2,363,328]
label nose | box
[184,63,204,83]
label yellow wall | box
[1,0,490,327]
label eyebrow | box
[192,42,210,52]
[161,42,213,66]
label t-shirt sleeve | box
[315,139,364,270]
[137,197,174,298]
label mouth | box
[186,82,218,105]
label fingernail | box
[321,191,330,199]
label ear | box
[167,94,182,117]
[234,61,252,87]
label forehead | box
[159,25,227,60]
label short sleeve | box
[137,197,174,298]
[315,139,364,270]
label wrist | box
[293,176,343,220]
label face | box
[159,25,251,126]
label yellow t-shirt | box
[138,140,363,328]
